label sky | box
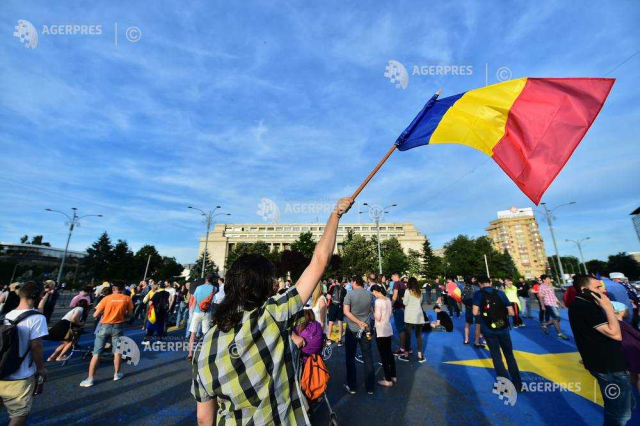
[1,0,639,265]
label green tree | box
[340,234,375,278]
[134,245,163,280]
[607,252,640,280]
[491,249,519,279]
[291,232,316,258]
[381,237,409,276]
[110,239,135,280]
[421,237,442,279]
[585,259,608,275]
[189,251,218,281]
[279,249,310,282]
[83,232,114,281]
[20,235,28,244]
[407,249,422,278]
[30,235,50,247]
[444,235,482,276]
[225,241,272,270]
[157,256,185,280]
[324,254,342,280]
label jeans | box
[93,323,124,356]
[518,296,529,318]
[447,296,460,317]
[591,371,636,426]
[345,328,375,392]
[484,332,522,389]
[176,302,188,326]
[376,336,396,381]
[404,323,424,354]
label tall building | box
[198,222,426,274]
[631,207,640,242]
[485,207,548,279]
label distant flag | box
[395,78,615,204]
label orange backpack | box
[300,354,330,402]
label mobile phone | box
[582,289,601,303]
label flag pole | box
[349,88,441,200]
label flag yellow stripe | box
[431,78,528,156]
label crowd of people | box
[1,199,639,425]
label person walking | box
[187,275,216,360]
[473,276,522,392]
[569,275,636,425]
[516,278,531,318]
[398,277,427,363]
[538,275,570,340]
[370,284,396,387]
[192,197,353,425]
[80,282,133,387]
[343,275,375,395]
[462,276,483,346]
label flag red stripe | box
[492,78,615,204]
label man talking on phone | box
[569,274,636,425]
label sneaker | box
[337,341,343,347]
[355,355,364,364]
[397,355,410,362]
[367,390,374,395]
[114,371,124,381]
[417,357,427,364]
[463,340,469,345]
[325,340,333,347]
[343,384,356,395]
[407,349,414,355]
[558,333,569,340]
[377,361,383,366]
[541,325,549,335]
[80,378,94,387]
[473,343,485,349]
[393,348,405,356]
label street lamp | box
[566,237,590,274]
[45,207,103,284]
[188,205,230,278]
[536,201,576,285]
[360,203,397,275]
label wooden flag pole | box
[349,88,441,200]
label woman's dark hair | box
[213,254,276,332]
[76,299,89,310]
[369,284,386,296]
[407,277,421,297]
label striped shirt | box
[192,288,310,425]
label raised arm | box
[295,198,352,304]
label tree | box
[407,249,422,278]
[20,235,28,244]
[110,240,135,280]
[324,254,342,280]
[421,237,442,279]
[291,232,316,258]
[134,245,163,280]
[444,235,482,277]
[279,249,310,282]
[157,256,185,280]
[491,249,519,279]
[381,237,409,276]
[83,232,114,281]
[30,235,50,247]
[190,252,218,281]
[607,252,640,280]
[225,241,272,270]
[585,259,608,276]
[340,234,375,278]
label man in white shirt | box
[0,281,48,425]
[213,278,225,306]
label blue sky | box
[1,1,639,265]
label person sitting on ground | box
[192,197,353,426]
[47,299,88,362]
[429,305,453,332]
[612,301,640,393]
[0,281,48,426]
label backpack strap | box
[8,310,44,368]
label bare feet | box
[378,380,393,387]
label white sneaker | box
[114,371,124,381]
[80,378,94,387]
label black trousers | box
[376,336,396,381]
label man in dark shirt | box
[430,305,453,332]
[568,275,636,425]
[391,272,408,356]
[515,278,531,318]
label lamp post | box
[45,207,102,285]
[537,202,576,285]
[188,206,230,278]
[360,203,397,275]
[566,237,590,274]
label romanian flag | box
[395,78,615,204]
